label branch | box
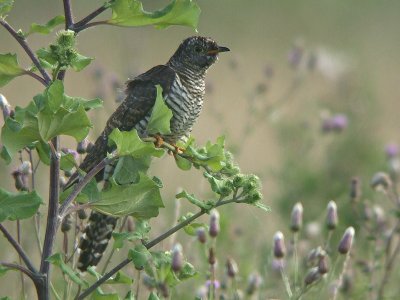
[74,3,110,30]
[63,0,74,30]
[77,195,248,299]
[0,224,37,273]
[0,19,51,85]
[0,261,38,282]
[23,70,47,86]
[58,157,115,219]
[74,21,108,33]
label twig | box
[16,220,26,299]
[63,0,74,30]
[40,137,60,299]
[0,223,37,273]
[74,21,108,33]
[0,261,37,282]
[23,70,47,86]
[74,3,110,30]
[0,19,51,85]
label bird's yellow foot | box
[154,135,164,148]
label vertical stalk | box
[40,137,60,300]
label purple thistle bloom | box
[205,280,220,290]
[331,114,348,131]
[385,143,399,158]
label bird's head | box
[169,36,230,72]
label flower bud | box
[61,214,72,233]
[171,243,183,273]
[0,94,12,120]
[350,177,361,201]
[12,170,28,191]
[77,209,88,220]
[306,246,324,267]
[338,227,355,254]
[290,202,303,232]
[370,172,392,191]
[246,272,262,295]
[77,138,90,154]
[61,148,79,162]
[208,247,216,265]
[318,254,329,274]
[304,267,321,286]
[158,282,169,298]
[385,143,399,159]
[326,201,338,230]
[209,209,220,238]
[196,227,207,244]
[273,231,286,259]
[226,257,239,278]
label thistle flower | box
[208,247,216,265]
[226,257,239,278]
[318,254,329,274]
[338,227,355,255]
[306,246,324,267]
[370,172,392,191]
[196,227,207,244]
[304,267,322,286]
[171,243,183,272]
[385,143,399,159]
[326,201,338,230]
[290,202,303,232]
[273,231,286,259]
[246,272,262,295]
[209,209,220,238]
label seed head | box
[326,201,338,230]
[290,202,303,232]
[273,231,286,259]
[338,227,355,255]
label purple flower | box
[205,280,220,289]
[331,114,348,131]
[385,143,399,158]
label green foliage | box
[129,244,152,269]
[176,190,213,211]
[108,0,200,29]
[0,53,24,87]
[47,253,88,287]
[26,15,65,36]
[91,173,164,218]
[0,188,42,222]
[0,0,13,16]
[147,85,173,135]
[112,219,150,249]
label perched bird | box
[74,36,229,271]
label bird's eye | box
[194,46,202,53]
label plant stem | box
[0,223,37,273]
[0,19,51,85]
[63,0,74,30]
[17,220,26,299]
[24,70,47,86]
[74,21,108,32]
[0,261,37,282]
[74,3,110,30]
[40,137,61,300]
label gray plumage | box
[75,36,229,271]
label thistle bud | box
[370,172,392,191]
[338,227,355,255]
[209,209,220,238]
[61,214,72,233]
[326,201,338,230]
[77,138,90,154]
[246,272,262,295]
[12,170,28,191]
[290,202,303,232]
[306,246,324,267]
[318,254,329,274]
[77,209,88,220]
[171,243,183,273]
[273,231,286,259]
[196,227,207,244]
[226,258,239,278]
[0,94,12,120]
[208,247,216,265]
[304,267,321,286]
[372,205,386,228]
[385,143,399,159]
[350,177,361,201]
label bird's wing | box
[67,65,176,185]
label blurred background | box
[2,0,400,299]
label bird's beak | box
[207,46,230,55]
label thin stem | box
[40,137,60,299]
[0,223,37,273]
[63,0,74,30]
[0,19,51,85]
[0,261,37,282]
[135,270,141,299]
[74,3,110,29]
[16,220,26,299]
[74,21,108,33]
[280,264,293,298]
[293,232,299,291]
[332,254,351,300]
[23,70,47,86]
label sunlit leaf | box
[176,190,212,210]
[253,201,271,213]
[27,15,65,36]
[112,219,150,248]
[92,173,164,218]
[0,189,42,222]
[148,292,160,300]
[0,0,13,16]
[147,85,172,135]
[92,290,119,300]
[128,244,151,269]
[71,53,93,71]
[108,0,200,29]
[47,253,88,287]
[113,155,151,185]
[105,271,133,284]
[174,153,192,170]
[0,53,24,87]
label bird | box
[73,36,230,271]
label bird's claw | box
[154,135,164,148]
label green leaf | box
[108,128,164,158]
[0,0,13,16]
[174,153,192,170]
[182,222,205,236]
[128,244,151,269]
[105,271,133,284]
[0,189,42,222]
[148,292,160,300]
[124,291,135,300]
[92,289,119,300]
[92,173,164,218]
[176,190,212,211]
[108,0,200,29]
[0,53,24,87]
[27,15,65,36]
[147,85,172,135]
[113,155,151,185]
[35,140,51,165]
[36,48,57,70]
[253,201,271,213]
[64,96,103,111]
[0,265,9,277]
[112,219,150,248]
[61,178,100,204]
[0,145,11,164]
[60,152,76,171]
[71,53,93,72]
[47,253,88,287]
